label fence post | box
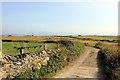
[44,44,46,50]
[19,48,23,59]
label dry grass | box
[1,36,117,47]
[1,36,73,41]
[1,36,117,40]
[77,36,118,40]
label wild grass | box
[97,43,120,80]
[2,42,43,56]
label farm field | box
[0,35,119,79]
[1,35,118,46]
[1,35,118,41]
[1,35,118,55]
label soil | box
[53,46,106,79]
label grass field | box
[1,35,118,56]
[2,42,43,56]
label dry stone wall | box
[1,50,51,78]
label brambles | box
[94,42,103,49]
[98,43,120,80]
[57,39,74,47]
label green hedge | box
[98,44,120,80]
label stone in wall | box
[1,50,50,78]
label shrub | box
[99,44,120,80]
[94,42,103,49]
[58,39,74,47]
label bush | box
[99,44,120,80]
[58,39,74,47]
[94,42,103,49]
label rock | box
[3,63,11,69]
[38,52,41,55]
[12,65,16,69]
[2,58,9,64]
[2,49,52,78]
[11,56,18,62]
[42,50,47,55]
[42,60,47,65]
[16,61,21,65]
[53,50,56,53]
[45,57,49,61]
[4,56,11,62]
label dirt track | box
[53,46,106,78]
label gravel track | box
[53,46,106,79]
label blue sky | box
[1,2,118,35]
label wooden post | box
[17,47,23,59]
[57,43,59,48]
[19,48,23,55]
[44,44,46,50]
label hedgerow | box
[97,43,120,80]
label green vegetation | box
[2,41,59,56]
[12,39,84,78]
[96,43,120,80]
[2,42,44,56]
[2,35,119,79]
